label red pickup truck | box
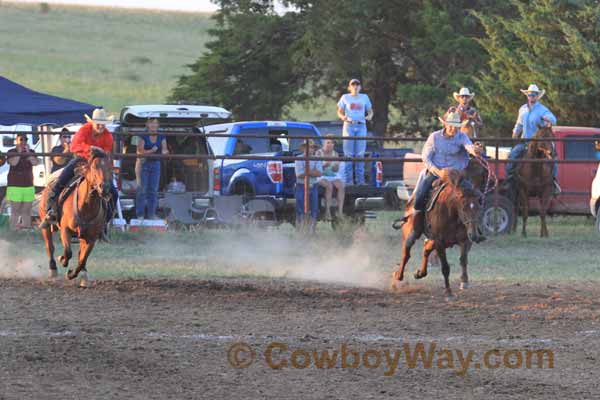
[397,126,600,234]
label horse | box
[39,147,113,287]
[512,126,555,237]
[391,169,484,298]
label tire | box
[480,194,515,236]
[596,210,600,235]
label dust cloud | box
[0,239,45,279]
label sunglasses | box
[527,93,539,97]
[460,95,470,98]
[350,82,361,86]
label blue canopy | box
[0,76,97,126]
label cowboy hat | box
[299,139,321,151]
[520,84,546,99]
[438,110,463,127]
[453,87,475,102]
[84,108,114,124]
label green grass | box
[0,2,214,114]
[1,213,598,286]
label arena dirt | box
[1,278,599,399]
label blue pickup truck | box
[205,121,393,225]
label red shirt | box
[70,122,113,159]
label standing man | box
[505,84,559,192]
[40,109,117,237]
[6,134,39,230]
[452,87,483,138]
[337,78,373,185]
[50,129,72,173]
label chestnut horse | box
[392,169,483,298]
[39,147,113,287]
[512,127,555,237]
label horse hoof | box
[460,282,469,290]
[390,279,408,291]
[48,269,58,279]
[66,270,77,280]
[392,271,403,281]
[58,256,67,267]
[414,270,427,280]
[79,273,96,289]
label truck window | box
[565,135,600,160]
[234,127,319,155]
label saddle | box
[44,173,85,225]
[426,180,447,212]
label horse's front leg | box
[435,246,453,299]
[539,194,551,238]
[391,216,416,288]
[414,238,436,280]
[58,228,73,269]
[520,190,529,237]
[40,226,57,278]
[459,241,472,290]
[67,238,96,287]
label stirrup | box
[39,210,57,229]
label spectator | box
[315,135,345,220]
[295,139,322,233]
[6,134,39,230]
[50,129,72,173]
[337,78,373,185]
[136,118,168,219]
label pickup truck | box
[397,126,600,235]
[205,121,395,225]
[111,104,232,218]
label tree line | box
[169,0,600,137]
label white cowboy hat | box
[84,108,114,124]
[453,87,475,102]
[438,110,463,127]
[520,84,546,99]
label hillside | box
[0,2,213,113]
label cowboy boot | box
[552,178,562,195]
[39,197,58,229]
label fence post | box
[304,137,309,217]
[493,141,500,235]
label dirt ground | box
[1,277,599,400]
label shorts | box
[6,186,35,202]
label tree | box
[475,0,600,135]
[170,9,306,120]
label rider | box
[504,84,559,193]
[406,110,483,243]
[452,87,483,137]
[39,109,118,237]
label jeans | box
[505,142,557,178]
[136,161,161,218]
[48,157,118,222]
[342,122,367,185]
[295,184,319,220]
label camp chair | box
[164,192,207,225]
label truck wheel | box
[596,210,600,235]
[233,182,254,199]
[480,194,515,235]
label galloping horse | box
[392,169,483,298]
[39,147,113,287]
[512,126,555,237]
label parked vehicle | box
[111,104,232,218]
[205,120,394,225]
[590,162,600,234]
[396,126,600,235]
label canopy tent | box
[0,76,97,126]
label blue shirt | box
[422,129,472,172]
[513,102,557,139]
[295,159,323,186]
[140,134,165,163]
[337,94,372,123]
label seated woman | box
[135,118,168,219]
[315,135,345,220]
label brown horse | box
[39,147,113,287]
[512,127,555,237]
[392,169,483,298]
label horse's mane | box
[75,146,108,176]
[527,126,554,157]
